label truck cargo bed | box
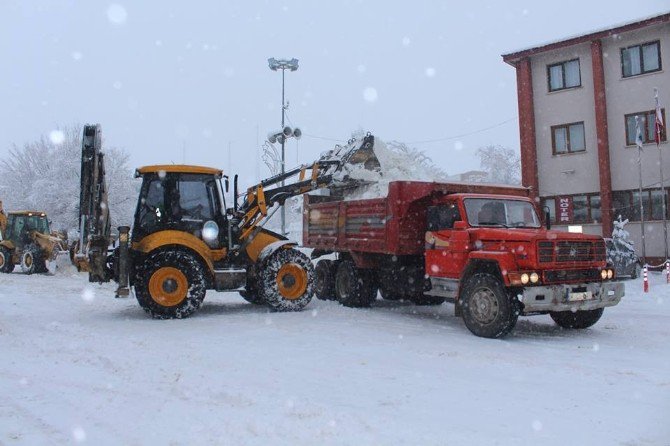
[303,181,529,256]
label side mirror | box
[223,175,230,193]
[453,220,467,230]
[543,206,551,230]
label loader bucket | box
[47,250,76,275]
[319,133,382,176]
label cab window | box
[174,179,216,222]
[427,203,461,231]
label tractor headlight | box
[202,220,219,247]
[520,273,530,284]
[600,269,608,280]
[607,269,614,279]
[530,272,540,283]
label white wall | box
[601,22,670,192]
[531,43,601,198]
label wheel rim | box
[470,287,500,325]
[148,267,188,307]
[0,252,5,268]
[276,263,308,300]
[24,253,33,268]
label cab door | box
[425,202,468,279]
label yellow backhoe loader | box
[74,124,378,318]
[0,204,69,274]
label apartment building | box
[502,13,669,259]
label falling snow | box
[363,87,378,103]
[106,4,128,25]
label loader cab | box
[133,165,228,248]
[4,212,50,247]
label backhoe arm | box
[75,124,113,282]
[235,134,379,242]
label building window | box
[625,109,667,146]
[589,195,601,222]
[572,195,588,223]
[552,122,586,154]
[621,41,661,78]
[612,188,670,222]
[547,59,581,92]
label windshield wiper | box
[478,222,510,228]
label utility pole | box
[268,58,299,236]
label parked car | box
[605,237,642,279]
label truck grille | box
[537,240,606,263]
[543,269,601,284]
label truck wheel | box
[335,261,378,308]
[315,259,338,300]
[409,293,445,306]
[0,246,15,273]
[460,273,518,338]
[21,244,47,275]
[239,268,265,305]
[550,308,604,329]
[134,250,207,319]
[259,248,314,312]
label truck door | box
[425,202,467,278]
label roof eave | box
[501,12,670,66]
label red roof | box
[502,12,669,66]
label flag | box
[635,115,644,149]
[655,89,664,145]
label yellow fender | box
[132,230,227,273]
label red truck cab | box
[305,181,624,338]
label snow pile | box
[340,137,448,200]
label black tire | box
[259,248,314,312]
[21,244,47,275]
[134,250,207,319]
[0,246,15,273]
[334,261,378,308]
[550,308,604,329]
[239,268,265,305]
[459,273,519,338]
[315,259,338,301]
[409,293,445,306]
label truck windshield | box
[464,198,541,228]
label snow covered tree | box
[0,125,138,234]
[476,144,521,185]
[611,215,634,250]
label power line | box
[298,116,519,146]
[407,117,518,145]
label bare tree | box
[476,144,521,185]
[0,124,138,234]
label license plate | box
[568,291,593,301]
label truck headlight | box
[530,272,539,283]
[600,269,608,280]
[520,273,530,284]
[607,269,613,279]
[202,220,219,247]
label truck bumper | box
[519,281,624,314]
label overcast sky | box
[1,1,668,186]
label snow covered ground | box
[1,270,669,445]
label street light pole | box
[268,57,299,236]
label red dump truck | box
[303,181,624,338]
